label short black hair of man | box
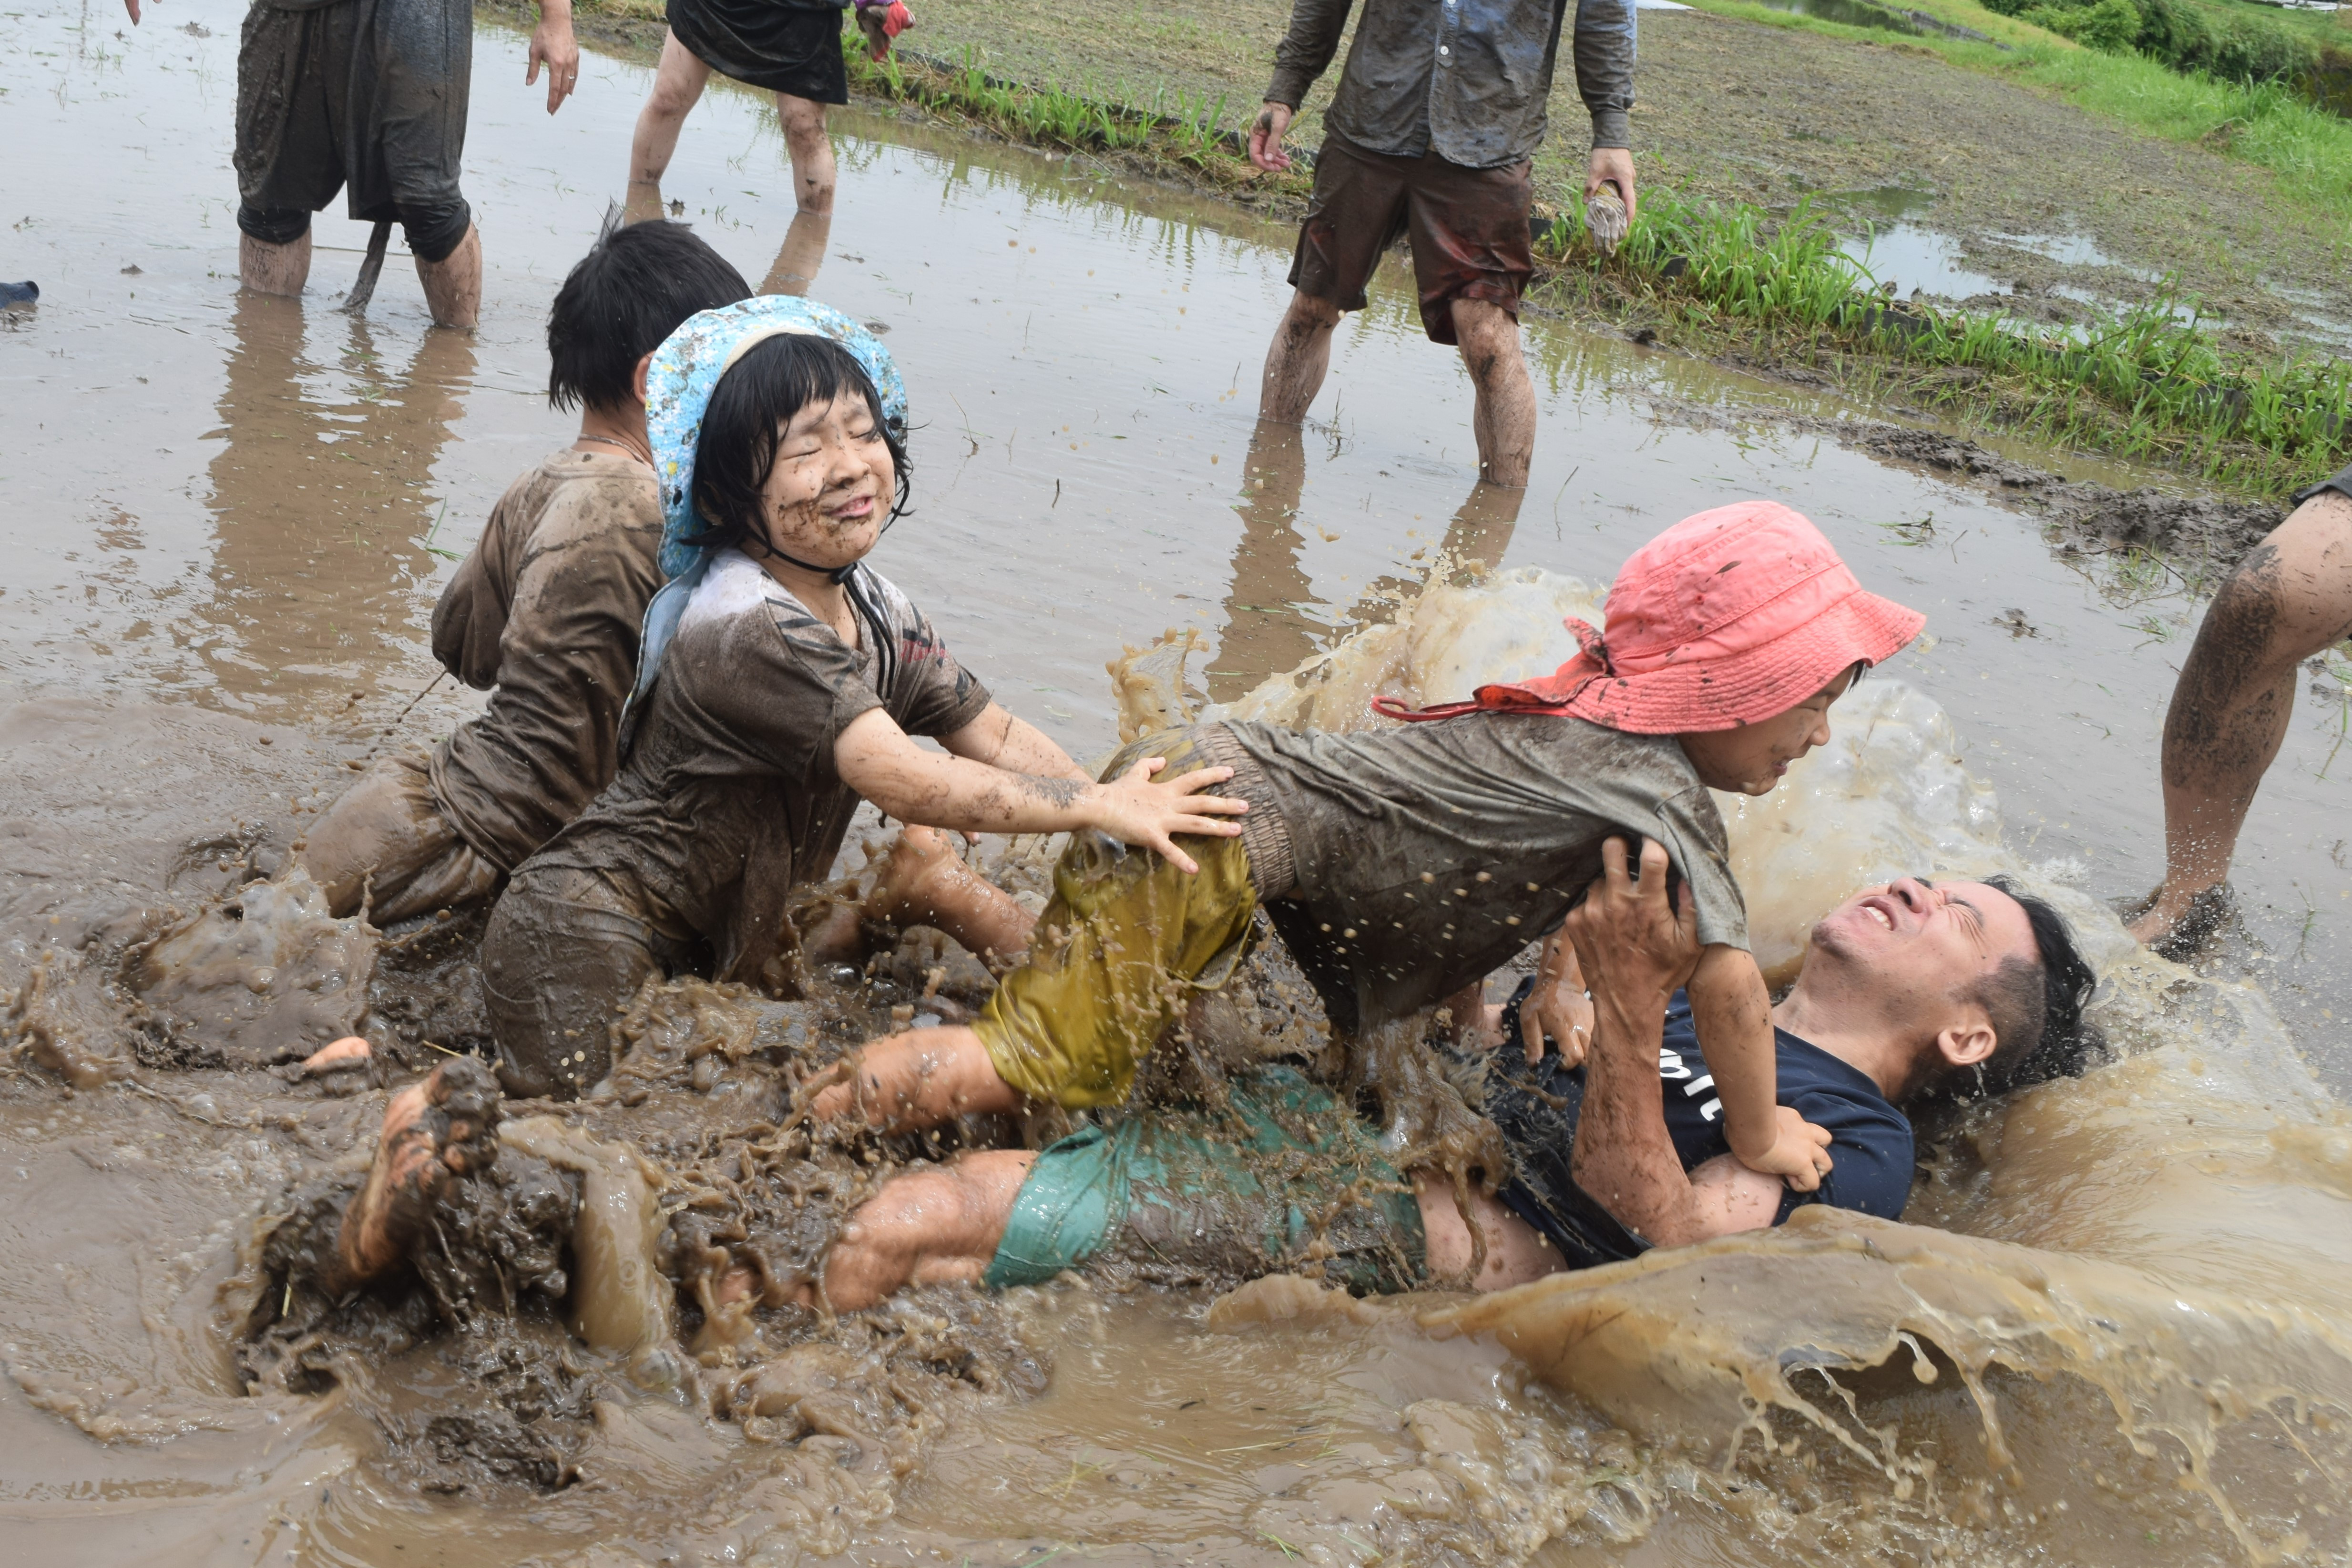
[1955,875,2102,1098]
[681,333,912,558]
[547,220,752,415]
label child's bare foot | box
[332,1057,502,1289]
[807,1026,1023,1133]
[807,827,1035,968]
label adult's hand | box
[1248,102,1295,173]
[1518,925,1596,1067]
[528,0,582,115]
[1585,146,1637,227]
[1562,836,1698,1017]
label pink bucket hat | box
[1376,501,1927,734]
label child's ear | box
[632,351,656,407]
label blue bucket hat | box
[645,295,906,580]
[627,296,906,712]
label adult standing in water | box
[123,0,583,328]
[2130,463,2352,957]
[624,0,891,295]
[1246,0,1637,489]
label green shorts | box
[975,729,1262,1109]
[983,1066,1427,1295]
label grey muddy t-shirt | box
[526,548,992,988]
[1219,713,1744,1035]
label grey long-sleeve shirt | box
[1266,0,1635,169]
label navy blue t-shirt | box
[1482,983,1915,1267]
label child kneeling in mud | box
[476,298,1251,1097]
[813,501,1929,1199]
[301,220,753,925]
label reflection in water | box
[626,178,829,297]
[202,294,473,710]
[759,209,831,297]
[1210,421,1316,701]
[1210,429,1530,704]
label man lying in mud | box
[309,839,2095,1322]
[300,221,751,927]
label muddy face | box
[756,390,894,576]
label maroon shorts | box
[1288,134,1534,346]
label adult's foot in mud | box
[807,1025,1024,1132]
[332,1057,503,1291]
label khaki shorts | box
[975,730,1262,1110]
[300,751,502,926]
[1289,132,1534,346]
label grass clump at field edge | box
[847,43,1258,178]
[1539,188,2350,493]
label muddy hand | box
[1742,1105,1835,1192]
[1519,927,1595,1067]
[1564,837,1698,1012]
[332,1057,502,1289]
[1585,146,1637,228]
[1090,758,1247,875]
[1249,102,1294,173]
[528,6,581,114]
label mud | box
[6,2,2352,1564]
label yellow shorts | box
[975,731,1259,1109]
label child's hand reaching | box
[1084,757,1248,874]
[1734,1105,1834,1191]
[1518,926,1596,1066]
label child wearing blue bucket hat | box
[477,297,1248,1098]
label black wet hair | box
[1954,874,2102,1098]
[680,333,912,558]
[546,219,752,415]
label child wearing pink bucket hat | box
[804,501,1924,1228]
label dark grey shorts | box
[479,865,698,1099]
[234,0,474,261]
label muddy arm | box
[938,702,1091,783]
[1565,838,1781,1248]
[1265,0,1354,109]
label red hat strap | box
[1369,618,1613,724]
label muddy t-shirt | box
[1484,984,1916,1265]
[426,449,665,873]
[529,548,991,987]
[1221,713,1743,1034]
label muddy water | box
[3,2,2351,1564]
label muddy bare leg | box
[1451,299,1534,490]
[327,1058,502,1293]
[807,826,1038,968]
[415,224,481,330]
[1412,1170,1565,1291]
[1259,290,1342,423]
[628,32,714,184]
[808,1025,1025,1132]
[2133,491,2352,949]
[776,92,836,216]
[816,1150,1035,1311]
[240,232,312,297]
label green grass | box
[850,43,1241,164]
[1678,0,2352,228]
[1539,186,2351,490]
